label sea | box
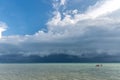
[0,63,120,80]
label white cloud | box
[52,0,66,10]
[49,0,120,27]
[0,22,7,39]
[47,0,120,41]
[60,0,66,6]
[86,0,120,19]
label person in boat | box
[96,64,103,67]
[96,64,100,67]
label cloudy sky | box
[0,0,120,59]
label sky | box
[0,0,120,61]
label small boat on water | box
[96,64,103,67]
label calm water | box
[0,63,120,80]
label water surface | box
[0,63,120,80]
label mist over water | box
[0,63,119,80]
